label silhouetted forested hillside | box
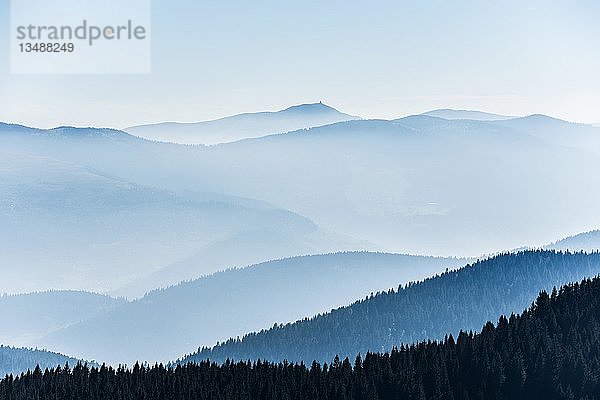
[0,346,81,377]
[3,275,600,399]
[183,250,600,364]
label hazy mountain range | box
[0,291,125,348]
[0,150,361,296]
[421,109,515,121]
[1,232,598,372]
[3,103,600,373]
[23,274,600,400]
[181,250,600,365]
[125,102,359,145]
[3,107,600,258]
[35,252,464,364]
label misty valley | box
[2,103,600,400]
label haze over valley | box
[2,102,600,372]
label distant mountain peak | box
[125,102,359,145]
[521,114,567,122]
[280,102,349,116]
[421,109,515,121]
[506,114,581,127]
[49,126,130,137]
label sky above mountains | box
[0,0,599,128]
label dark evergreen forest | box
[0,347,79,378]
[185,250,600,364]
[2,260,600,399]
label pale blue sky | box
[1,0,599,128]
